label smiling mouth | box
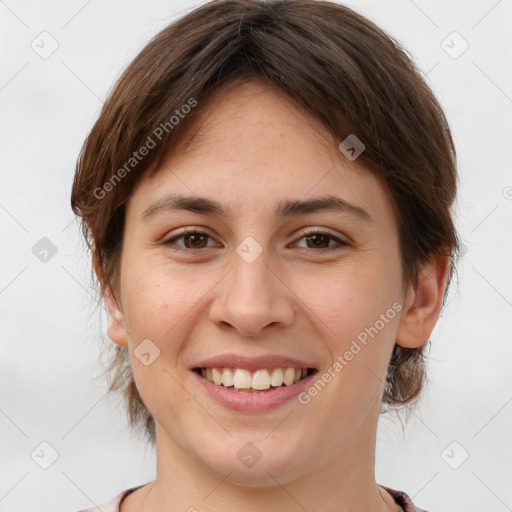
[194,367,317,392]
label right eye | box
[163,228,220,252]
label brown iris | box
[305,233,330,249]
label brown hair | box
[71,0,461,444]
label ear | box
[93,251,128,348]
[396,253,451,348]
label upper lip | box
[192,354,317,372]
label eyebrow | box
[141,193,372,223]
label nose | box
[208,246,295,337]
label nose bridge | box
[209,237,294,336]
[232,243,272,304]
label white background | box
[1,1,511,511]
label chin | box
[197,435,305,487]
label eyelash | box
[163,227,350,254]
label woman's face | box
[105,80,422,485]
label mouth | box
[193,366,317,393]
[191,354,319,411]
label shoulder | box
[75,484,429,512]
[381,485,430,512]
[74,487,137,512]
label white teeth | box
[200,366,309,390]
[233,368,252,389]
[283,367,296,386]
[222,368,234,387]
[270,368,284,387]
[252,369,271,390]
[212,367,223,385]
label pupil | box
[186,234,206,248]
[307,234,328,248]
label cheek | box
[294,260,401,348]
[293,261,401,413]
[121,261,212,339]
[119,267,210,430]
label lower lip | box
[192,370,315,412]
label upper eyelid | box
[166,226,343,239]
[164,227,349,247]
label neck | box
[127,410,399,512]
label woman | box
[71,0,460,510]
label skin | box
[97,79,450,512]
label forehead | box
[171,79,337,164]
[126,79,393,229]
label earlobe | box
[104,288,128,348]
[395,253,451,349]
[93,252,128,348]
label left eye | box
[294,229,349,250]
[163,228,349,251]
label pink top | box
[76,484,428,511]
